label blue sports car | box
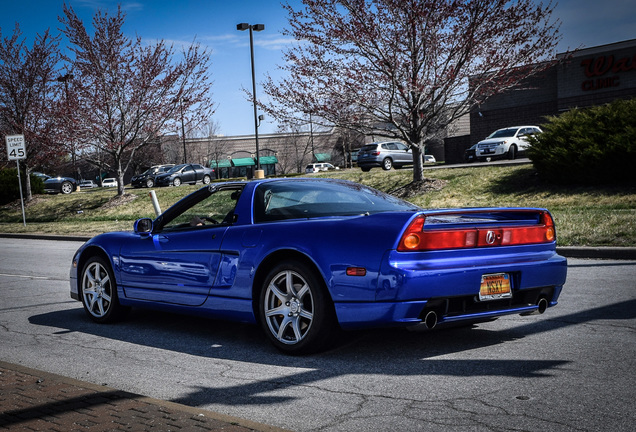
[70,178,567,354]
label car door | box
[518,128,532,151]
[394,142,412,164]
[180,165,196,183]
[119,227,227,306]
[118,186,242,306]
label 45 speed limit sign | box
[6,134,26,160]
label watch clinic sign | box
[580,53,636,91]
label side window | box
[395,143,408,151]
[161,188,242,231]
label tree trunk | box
[116,164,126,196]
[411,145,424,183]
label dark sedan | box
[130,164,174,188]
[154,163,214,187]
[44,176,77,194]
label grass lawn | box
[1,163,634,246]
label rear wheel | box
[382,158,393,170]
[202,175,211,184]
[259,260,337,354]
[80,256,128,323]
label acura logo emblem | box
[486,231,497,245]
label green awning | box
[231,157,256,167]
[314,153,331,162]
[258,156,278,164]
[209,159,232,168]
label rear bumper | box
[334,246,567,329]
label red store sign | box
[580,53,636,91]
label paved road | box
[1,238,635,431]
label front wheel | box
[508,145,517,160]
[259,260,337,354]
[80,256,128,323]
[172,177,182,187]
[382,158,393,170]
[146,178,154,188]
[61,181,74,194]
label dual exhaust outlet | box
[421,296,549,329]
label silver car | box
[357,141,413,171]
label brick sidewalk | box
[0,361,286,431]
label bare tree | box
[0,24,61,200]
[59,4,215,195]
[275,122,315,174]
[263,0,561,183]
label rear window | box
[360,144,378,151]
[254,180,418,222]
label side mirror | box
[134,218,153,234]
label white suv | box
[475,126,542,161]
[305,163,337,173]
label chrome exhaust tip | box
[424,310,438,329]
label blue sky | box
[1,0,634,136]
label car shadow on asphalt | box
[28,297,635,408]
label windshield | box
[488,128,518,139]
[167,164,186,173]
[254,180,418,222]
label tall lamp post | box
[178,97,188,164]
[237,22,265,178]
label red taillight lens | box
[397,211,556,252]
[371,151,380,156]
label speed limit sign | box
[6,134,26,160]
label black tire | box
[146,178,154,188]
[508,145,517,160]
[80,256,128,323]
[202,175,211,185]
[61,181,74,194]
[259,260,337,354]
[173,177,182,187]
[382,158,393,170]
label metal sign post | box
[6,134,27,226]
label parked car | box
[154,163,214,187]
[101,178,117,187]
[464,144,477,162]
[130,164,175,188]
[79,180,97,189]
[475,126,542,161]
[357,141,413,171]
[43,176,77,194]
[305,163,338,173]
[70,178,567,354]
[424,155,436,163]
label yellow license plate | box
[479,273,512,301]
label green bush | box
[0,168,45,205]
[527,98,636,185]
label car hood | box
[477,137,511,145]
[44,176,75,183]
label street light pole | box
[179,97,187,164]
[237,23,265,177]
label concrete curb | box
[1,233,635,260]
[557,246,636,260]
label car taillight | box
[397,212,556,252]
[371,151,380,156]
